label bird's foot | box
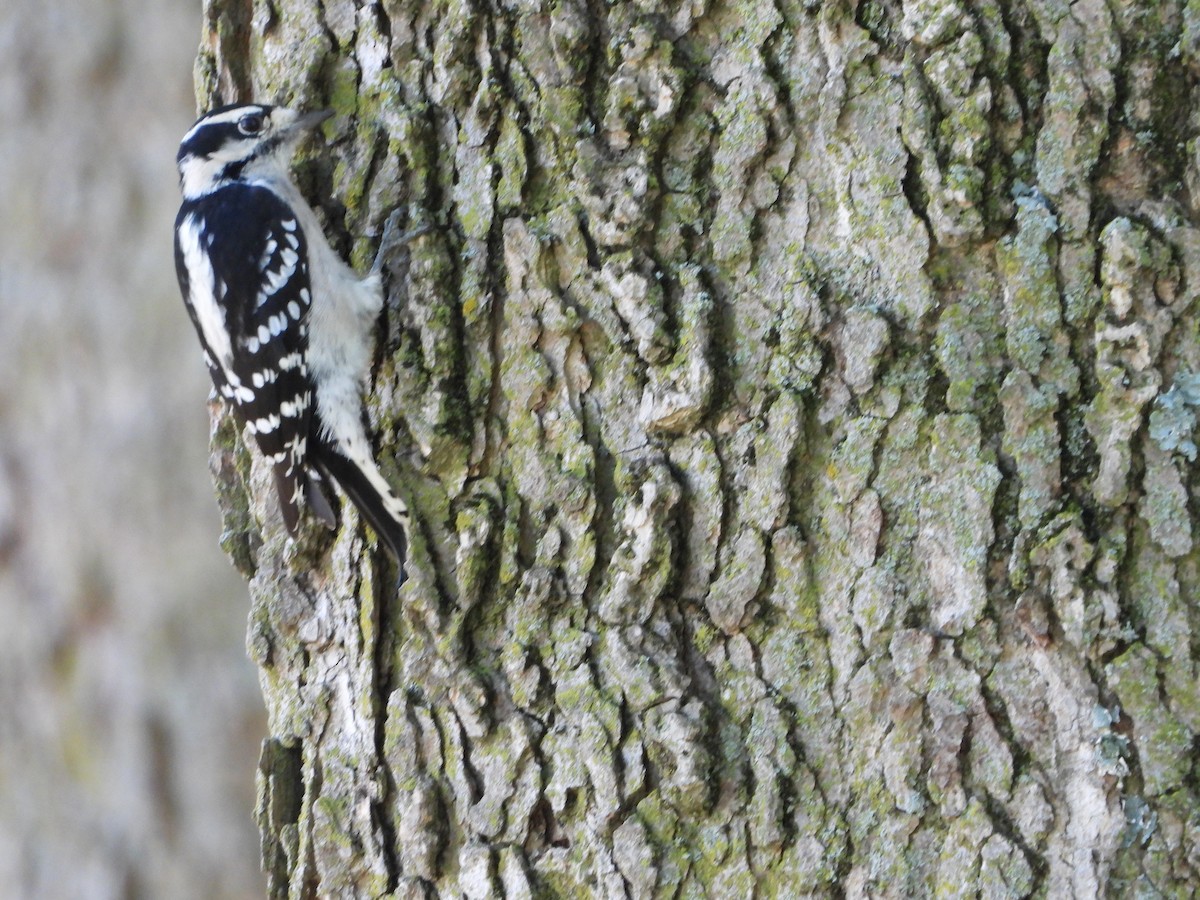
[371,209,433,277]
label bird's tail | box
[271,453,336,535]
[313,440,409,577]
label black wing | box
[174,185,318,534]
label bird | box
[173,102,411,578]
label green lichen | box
[934,290,1000,413]
[495,110,528,212]
[996,197,1062,375]
[1109,644,1191,797]
[1000,371,1061,528]
[209,410,258,577]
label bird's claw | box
[371,209,433,277]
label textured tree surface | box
[199,0,1200,896]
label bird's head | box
[176,103,332,199]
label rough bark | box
[199,0,1200,895]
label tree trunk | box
[197,0,1200,895]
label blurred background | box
[0,0,265,897]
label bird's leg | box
[371,208,433,277]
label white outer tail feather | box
[313,435,409,575]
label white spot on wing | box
[259,239,277,269]
[266,261,293,294]
[280,393,308,418]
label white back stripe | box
[179,215,235,377]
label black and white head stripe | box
[176,104,276,165]
[175,104,331,199]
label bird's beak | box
[296,109,334,131]
[282,108,334,142]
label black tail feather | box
[314,444,409,576]
[305,469,337,528]
[271,464,337,534]
[271,464,303,535]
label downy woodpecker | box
[174,103,409,577]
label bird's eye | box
[238,113,265,136]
